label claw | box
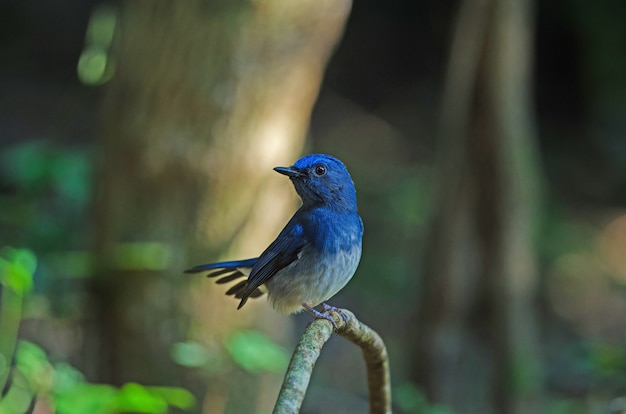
[321,303,349,325]
[303,303,341,330]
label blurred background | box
[1,0,625,413]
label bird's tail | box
[184,258,264,307]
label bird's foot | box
[303,303,346,330]
[321,303,349,325]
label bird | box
[185,154,363,325]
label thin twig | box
[273,309,391,414]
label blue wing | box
[237,219,305,307]
[184,215,306,308]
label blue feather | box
[185,154,363,315]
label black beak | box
[274,166,303,178]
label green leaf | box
[225,331,288,373]
[8,248,37,276]
[15,341,48,370]
[53,363,85,393]
[171,341,211,368]
[6,265,32,295]
[394,382,455,414]
[394,382,427,412]
[0,247,37,294]
[116,382,168,414]
[15,341,53,392]
[5,339,195,414]
[148,386,195,410]
[54,383,118,414]
[0,141,51,188]
[0,381,34,414]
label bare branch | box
[273,309,391,414]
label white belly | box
[265,244,362,314]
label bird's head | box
[274,154,358,211]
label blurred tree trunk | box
[85,0,351,412]
[412,0,541,413]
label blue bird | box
[185,154,363,323]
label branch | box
[273,309,391,414]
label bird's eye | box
[314,165,327,176]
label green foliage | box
[172,331,289,376]
[225,331,289,374]
[0,340,196,414]
[353,166,434,304]
[78,4,117,85]
[394,382,454,414]
[171,341,217,369]
[0,141,92,264]
[112,242,172,271]
[45,251,93,279]
[0,246,195,414]
[588,342,626,383]
[147,387,196,411]
[511,350,541,396]
[14,341,52,392]
[1,141,90,206]
[0,247,36,399]
[537,205,597,261]
[54,383,119,414]
[0,247,36,295]
[542,399,588,414]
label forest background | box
[1,0,625,413]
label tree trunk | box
[85,0,351,412]
[412,0,541,412]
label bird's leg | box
[321,303,349,325]
[303,303,340,330]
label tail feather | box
[214,272,245,285]
[226,280,247,296]
[204,268,234,278]
[185,257,264,308]
[249,289,264,299]
[183,258,258,273]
